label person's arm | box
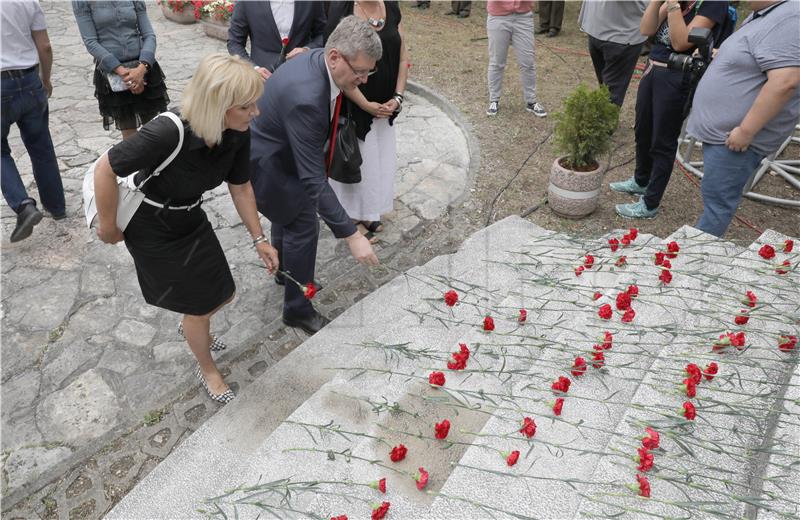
[94,152,124,244]
[123,2,155,91]
[726,67,800,152]
[227,181,279,273]
[640,0,667,37]
[665,1,718,52]
[383,21,409,114]
[71,1,122,74]
[227,2,252,62]
[31,29,53,97]
[342,86,391,118]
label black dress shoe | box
[10,203,43,243]
[283,311,331,335]
[457,11,470,18]
[536,28,549,34]
[547,28,560,37]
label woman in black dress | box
[93,54,278,404]
[324,1,409,239]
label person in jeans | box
[1,0,65,242]
[486,0,546,118]
[578,0,648,107]
[611,0,726,219]
[687,0,799,237]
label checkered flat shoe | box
[194,365,235,404]
[178,323,227,352]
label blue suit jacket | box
[250,49,357,239]
[227,1,326,71]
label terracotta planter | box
[201,19,230,41]
[160,4,197,24]
[548,156,604,218]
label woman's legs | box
[182,294,234,394]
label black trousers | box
[538,1,564,31]
[270,203,319,318]
[633,62,691,210]
[588,35,643,107]
[451,1,471,14]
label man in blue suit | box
[250,16,381,335]
[228,0,326,80]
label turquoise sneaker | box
[615,197,659,219]
[609,177,647,195]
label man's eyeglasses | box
[341,54,377,78]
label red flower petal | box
[389,444,407,462]
[444,290,458,307]
[434,419,450,440]
[759,244,776,260]
[428,371,445,387]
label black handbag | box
[326,99,362,184]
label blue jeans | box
[696,143,764,238]
[1,69,64,214]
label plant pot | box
[201,19,229,41]
[548,156,604,218]
[160,4,197,24]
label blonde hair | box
[180,53,264,145]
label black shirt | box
[650,0,728,62]
[107,110,250,205]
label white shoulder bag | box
[82,111,185,230]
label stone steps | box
[109,218,799,519]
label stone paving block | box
[112,319,156,348]
[0,330,49,383]
[39,335,104,395]
[3,272,78,331]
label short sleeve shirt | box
[687,1,800,155]
[107,110,251,205]
[650,0,729,62]
[0,0,47,70]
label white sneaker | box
[526,102,547,117]
[486,101,499,116]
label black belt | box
[1,65,38,79]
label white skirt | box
[329,117,396,222]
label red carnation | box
[734,310,749,325]
[703,362,718,381]
[447,343,469,370]
[369,478,387,493]
[575,266,585,277]
[434,419,450,440]
[598,304,613,320]
[571,356,587,376]
[616,292,632,311]
[414,467,429,490]
[659,269,672,285]
[654,251,665,266]
[759,244,776,260]
[444,290,458,307]
[592,292,603,301]
[783,239,794,253]
[666,241,680,259]
[281,37,290,46]
[642,427,660,450]
[303,282,317,300]
[731,331,746,348]
[615,255,628,267]
[592,350,605,369]
[637,447,654,472]
[519,416,537,438]
[661,259,672,270]
[744,290,757,308]
[682,401,696,420]
[551,375,571,394]
[626,284,639,298]
[621,308,636,323]
[584,254,595,269]
[621,236,631,247]
[389,444,407,462]
[628,228,639,241]
[685,363,702,385]
[609,238,619,252]
[779,335,798,352]
[331,515,348,520]
[483,316,495,331]
[553,397,564,416]
[602,330,613,350]
[428,371,445,387]
[683,377,697,398]
[371,502,390,520]
[505,450,520,466]
[775,260,791,275]
[518,309,527,323]
[636,474,651,498]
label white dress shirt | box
[270,0,294,40]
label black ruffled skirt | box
[93,60,170,131]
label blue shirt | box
[72,1,156,74]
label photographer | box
[611,0,727,219]
[687,0,799,237]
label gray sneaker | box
[486,101,499,116]
[526,102,547,117]
[615,197,659,219]
[609,177,647,195]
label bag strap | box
[136,111,185,189]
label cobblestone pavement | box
[0,3,474,518]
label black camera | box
[667,27,713,117]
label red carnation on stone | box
[775,260,791,275]
[685,363,702,385]
[519,416,537,438]
[371,501,390,520]
[731,331,746,348]
[621,308,636,323]
[592,350,605,369]
[609,238,619,252]
[621,235,631,247]
[414,467,429,490]
[682,401,696,420]
[571,356,587,377]
[434,419,450,440]
[331,515,348,520]
[759,244,776,260]
[636,474,651,498]
[505,450,520,466]
[626,284,639,298]
[444,290,458,307]
[703,362,718,381]
[369,478,387,493]
[744,290,757,308]
[616,292,632,311]
[592,292,603,301]
[637,447,654,472]
[551,375,571,394]
[518,309,527,323]
[428,371,445,387]
[642,427,660,450]
[447,343,470,370]
[483,316,495,331]
[584,254,595,269]
[666,241,680,259]
[734,310,749,325]
[628,228,639,241]
[601,330,613,350]
[654,251,665,266]
[778,335,798,352]
[575,266,585,277]
[598,304,613,320]
[390,444,407,462]
[303,282,317,299]
[683,377,697,398]
[615,256,628,267]
[783,239,794,253]
[659,269,672,285]
[553,397,564,416]
[661,259,672,270]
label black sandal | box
[359,220,383,233]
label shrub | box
[553,84,619,170]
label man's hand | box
[346,232,379,266]
[41,78,53,98]
[286,47,309,60]
[254,66,272,81]
[96,222,124,244]
[726,126,754,152]
[256,242,279,273]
